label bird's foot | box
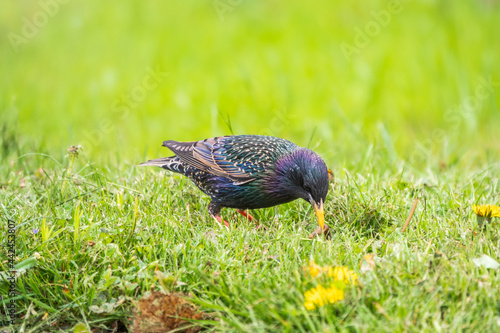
[308,224,331,239]
[212,214,230,228]
[255,224,267,231]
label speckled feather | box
[140,135,329,218]
[163,135,299,184]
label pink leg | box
[213,214,230,228]
[209,202,229,228]
[237,210,266,230]
[237,209,256,222]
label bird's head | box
[278,148,330,229]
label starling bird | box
[139,135,330,237]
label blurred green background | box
[1,0,499,169]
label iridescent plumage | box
[140,135,330,236]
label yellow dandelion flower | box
[473,204,500,218]
[305,261,324,277]
[304,284,344,310]
[328,266,358,285]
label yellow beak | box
[313,200,325,230]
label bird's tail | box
[137,156,185,174]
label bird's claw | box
[309,224,330,239]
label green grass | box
[1,0,500,332]
[2,130,500,332]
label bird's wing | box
[163,135,298,183]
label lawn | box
[1,0,500,332]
